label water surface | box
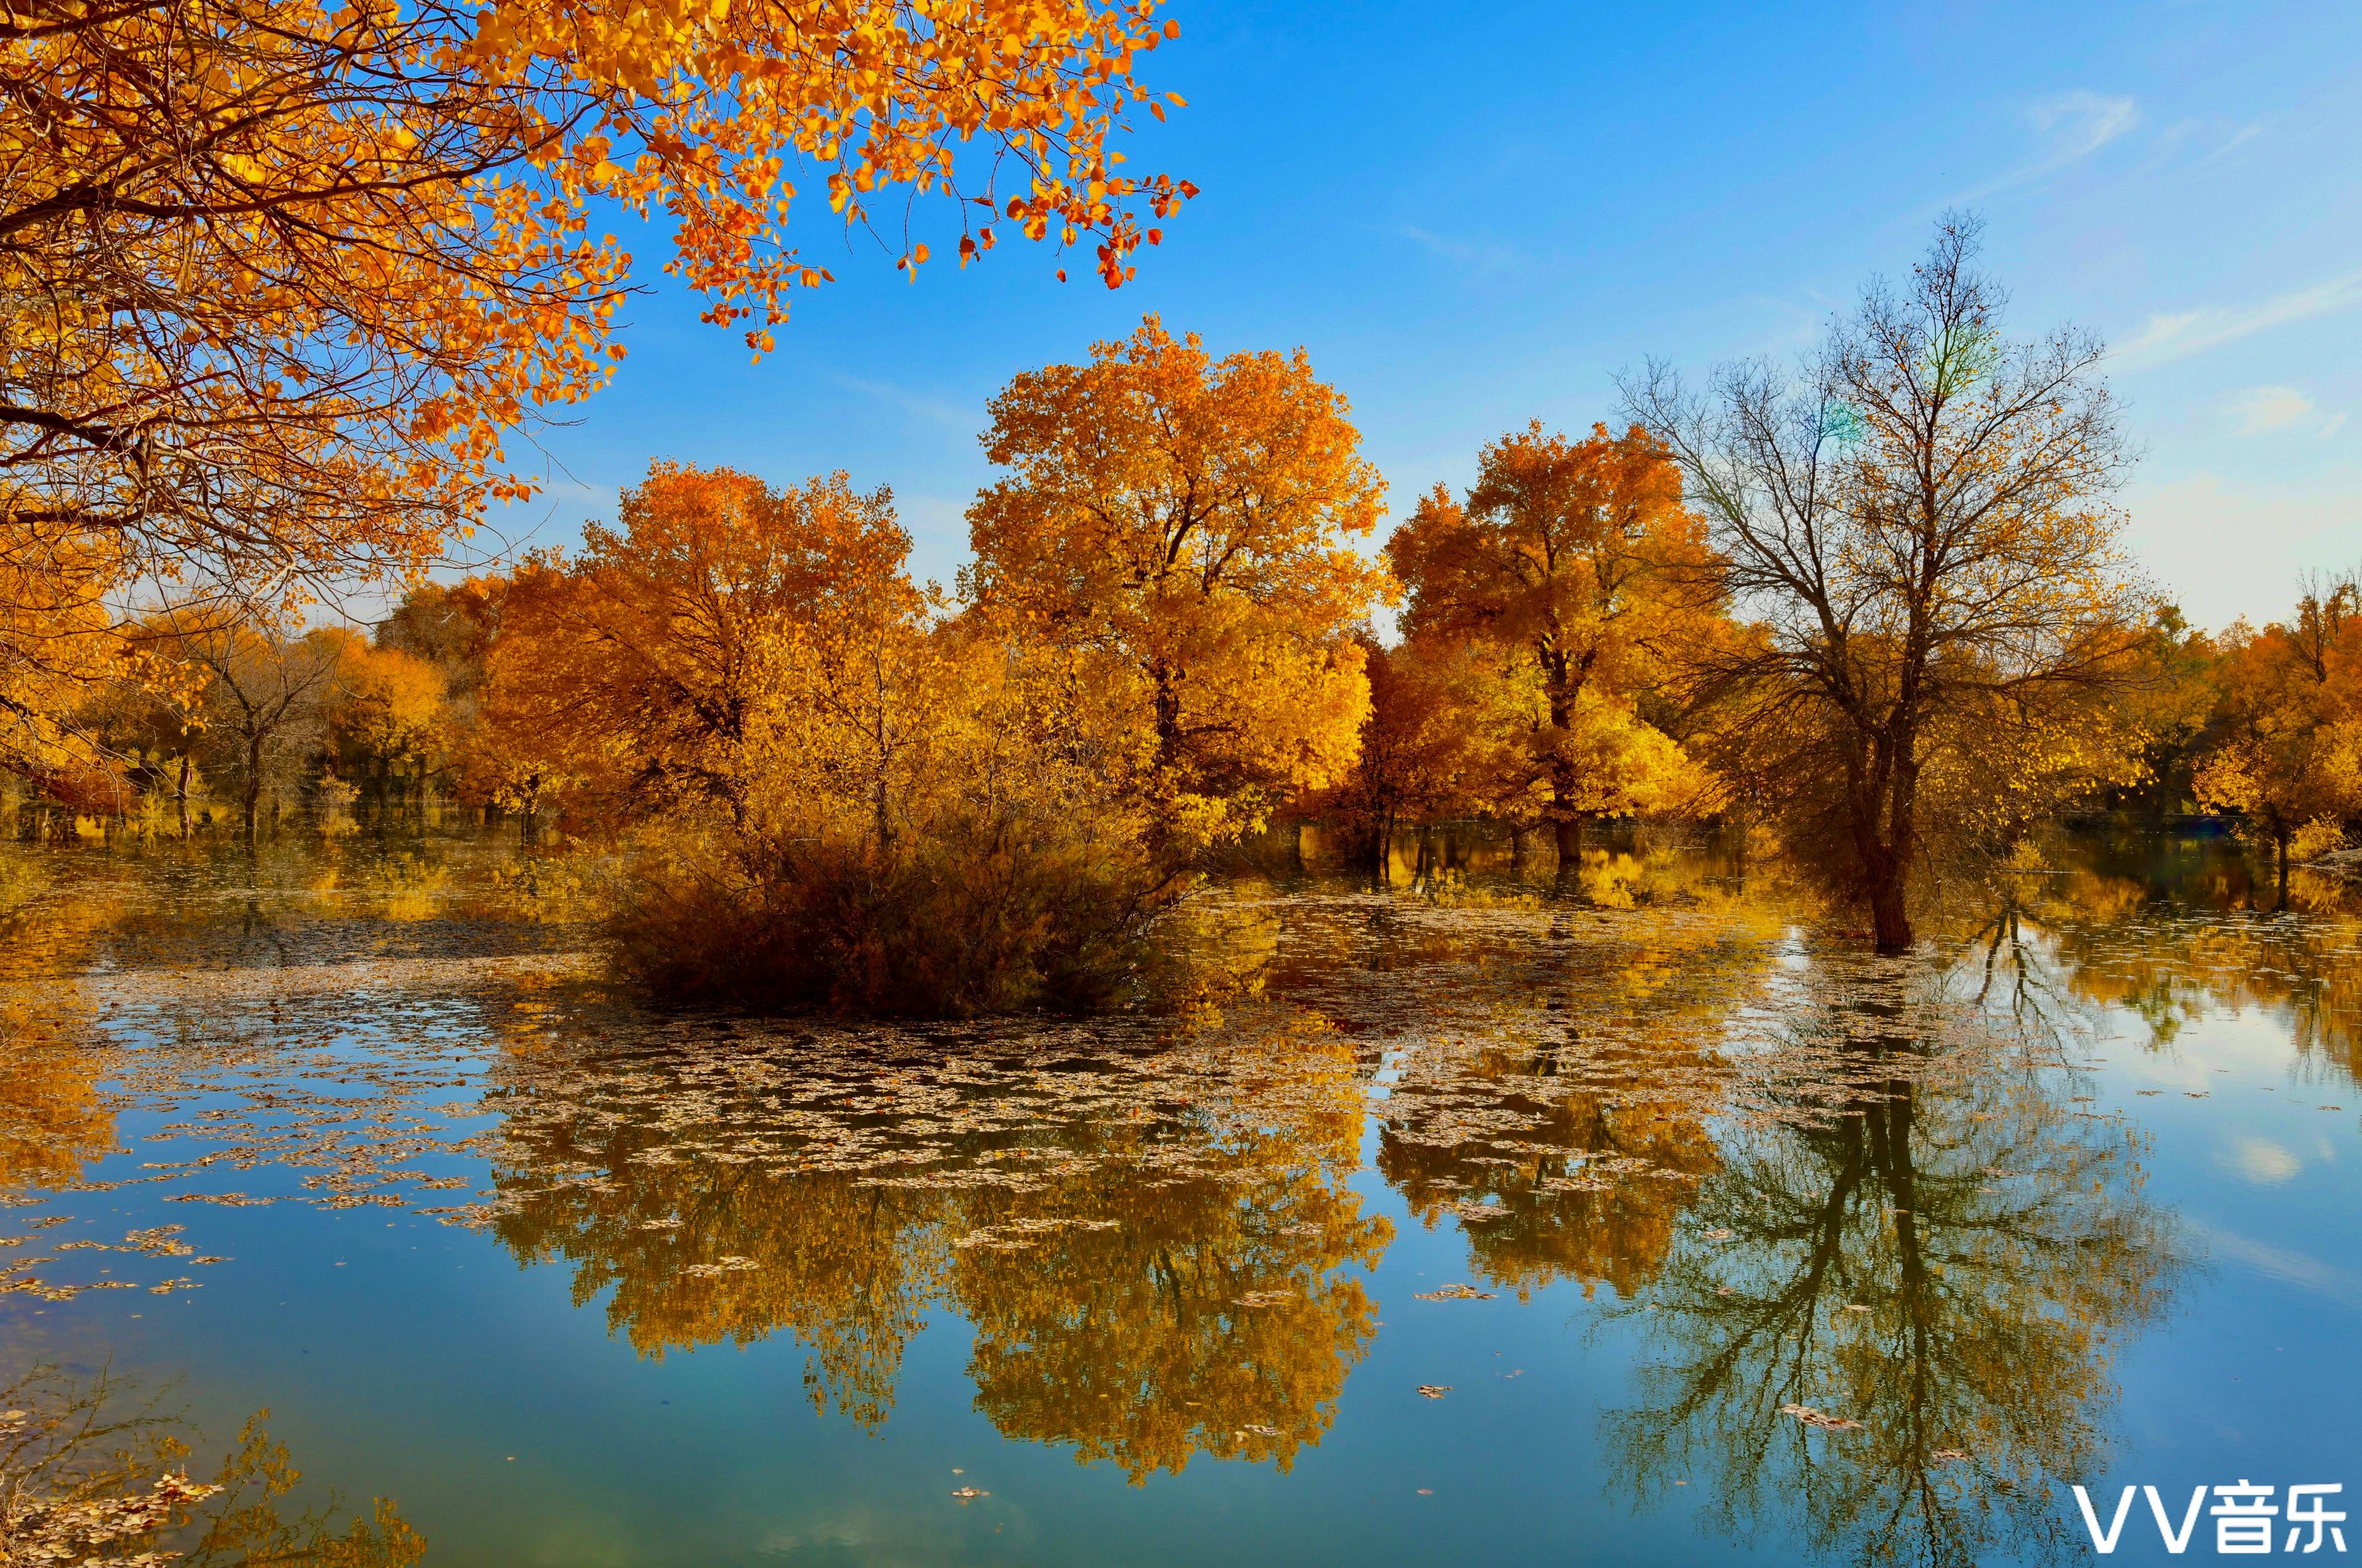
[2,831,2356,1564]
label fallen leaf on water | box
[949,1487,989,1502]
[1778,1403,1863,1432]
[1412,1283,1494,1302]
[1416,1385,1451,1399]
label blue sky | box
[483,0,2362,632]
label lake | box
[1,828,2356,1565]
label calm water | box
[1,830,2358,1565]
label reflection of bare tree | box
[0,1368,421,1566]
[1956,848,2362,1091]
[1602,1040,2175,1568]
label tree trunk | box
[1289,819,1307,873]
[175,754,192,837]
[1508,822,1529,869]
[1151,665,1182,772]
[243,736,264,838]
[2277,828,2292,906]
[1553,814,1584,872]
[1866,856,1913,952]
[1858,742,1920,952]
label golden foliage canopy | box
[483,462,915,817]
[2195,575,2362,859]
[1,0,1190,779]
[1384,422,1720,849]
[965,315,1388,847]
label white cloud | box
[1960,91,2141,199]
[2322,412,2350,441]
[2220,1135,2302,1184]
[2113,266,2362,368]
[2201,121,2265,162]
[2227,385,2317,435]
[834,375,974,431]
[2185,1220,2362,1307]
[1394,225,1530,277]
[2026,91,2143,165]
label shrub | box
[610,807,1177,1017]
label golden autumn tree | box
[0,527,121,798]
[1386,422,1723,871]
[1315,636,1526,880]
[965,316,1389,852]
[375,575,552,819]
[624,585,1180,1013]
[94,615,211,831]
[458,560,584,825]
[1,0,1193,780]
[2195,572,2362,890]
[2100,605,2222,825]
[1626,214,2144,950]
[482,460,1175,1013]
[483,464,914,819]
[377,577,506,709]
[327,640,451,806]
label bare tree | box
[171,621,341,836]
[1622,215,2140,950]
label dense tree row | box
[7,219,2359,997]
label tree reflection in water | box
[1362,889,1815,1304]
[486,1007,1390,1479]
[1602,965,2178,1568]
[0,840,2263,1539]
[2042,883,2362,1089]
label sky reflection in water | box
[0,831,2356,1565]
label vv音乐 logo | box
[2075,1482,2347,1555]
